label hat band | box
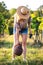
[21,12,27,15]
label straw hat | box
[16,6,30,20]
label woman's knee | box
[22,34,27,45]
[22,41,26,46]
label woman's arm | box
[28,16,31,28]
[28,16,32,33]
[14,13,20,44]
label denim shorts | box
[13,28,28,34]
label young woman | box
[12,6,31,61]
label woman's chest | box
[19,20,27,28]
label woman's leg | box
[22,34,27,60]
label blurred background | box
[0,0,43,65]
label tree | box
[0,1,10,19]
[31,12,41,43]
[0,13,5,36]
[38,5,43,17]
[9,8,16,16]
[0,1,11,36]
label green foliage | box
[8,16,14,35]
[9,8,16,15]
[0,1,10,19]
[3,10,10,19]
[0,13,5,34]
[0,1,11,35]
[0,1,43,35]
[31,17,41,30]
[0,1,6,12]
[8,26,13,35]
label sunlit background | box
[0,0,43,10]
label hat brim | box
[16,6,30,20]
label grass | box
[0,47,43,65]
[0,35,43,65]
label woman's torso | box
[14,13,28,29]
